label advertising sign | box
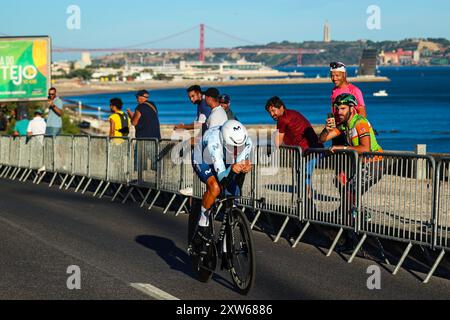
[0,36,51,102]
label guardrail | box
[0,134,448,283]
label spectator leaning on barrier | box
[319,93,384,251]
[265,96,323,151]
[109,98,130,138]
[127,90,161,140]
[319,93,382,155]
[13,108,30,137]
[27,109,47,137]
[174,85,211,136]
[265,96,323,200]
[219,94,238,121]
[46,87,63,136]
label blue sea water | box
[66,66,450,153]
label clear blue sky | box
[1,0,449,49]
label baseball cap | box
[219,94,231,104]
[203,88,220,99]
[330,61,346,72]
[136,89,149,97]
[35,108,44,115]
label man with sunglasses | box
[46,87,63,136]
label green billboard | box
[0,36,51,102]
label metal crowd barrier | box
[107,137,130,184]
[426,157,450,283]
[356,152,436,270]
[1,134,449,284]
[0,136,11,177]
[43,136,55,173]
[291,149,360,254]
[8,137,21,179]
[97,137,131,200]
[54,135,74,174]
[29,135,45,171]
[70,135,90,192]
[435,157,450,251]
[18,136,31,169]
[123,138,160,207]
[88,136,108,181]
[250,145,301,242]
[155,139,188,214]
[130,139,159,188]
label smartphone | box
[327,113,336,128]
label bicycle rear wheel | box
[227,207,256,295]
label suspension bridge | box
[51,24,324,65]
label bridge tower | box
[297,48,303,66]
[199,24,205,62]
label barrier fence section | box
[89,137,108,181]
[54,135,74,175]
[43,136,55,173]
[302,149,359,230]
[358,153,435,247]
[435,157,450,252]
[9,137,20,172]
[0,136,11,167]
[131,139,159,189]
[107,137,130,184]
[73,135,89,177]
[158,139,182,194]
[254,146,301,218]
[18,136,30,169]
[29,135,45,171]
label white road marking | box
[130,283,179,300]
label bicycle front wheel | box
[227,207,256,295]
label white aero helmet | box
[221,120,248,147]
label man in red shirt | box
[265,96,323,151]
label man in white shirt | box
[27,109,47,137]
[203,88,228,130]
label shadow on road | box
[135,235,245,295]
[135,235,195,278]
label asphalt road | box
[0,178,449,300]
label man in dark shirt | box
[127,89,161,139]
[265,96,322,151]
[219,94,238,121]
[174,85,211,136]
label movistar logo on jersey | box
[233,126,241,131]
